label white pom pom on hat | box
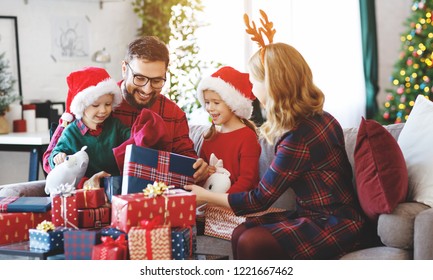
[61,66,122,121]
[196,66,255,119]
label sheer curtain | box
[195,0,366,128]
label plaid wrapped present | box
[204,206,286,240]
[77,204,111,228]
[75,188,106,209]
[121,145,196,194]
[51,195,78,229]
[111,189,196,233]
[171,226,197,260]
[29,222,71,251]
[91,235,128,260]
[64,229,102,260]
[0,212,51,245]
[102,176,122,203]
[0,197,51,213]
[128,219,172,260]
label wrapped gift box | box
[121,145,196,194]
[29,226,71,251]
[171,226,197,260]
[0,212,51,245]
[0,197,51,213]
[128,222,171,260]
[78,205,111,228]
[204,206,286,240]
[102,176,122,203]
[75,188,106,209]
[101,227,128,240]
[64,229,102,260]
[111,189,196,233]
[91,235,128,260]
[51,195,78,228]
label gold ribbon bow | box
[142,181,174,197]
[36,220,55,232]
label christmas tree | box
[0,52,18,116]
[380,0,433,124]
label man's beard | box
[122,87,158,110]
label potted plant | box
[0,52,20,133]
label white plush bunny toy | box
[203,153,231,193]
[197,153,231,216]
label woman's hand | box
[184,184,230,208]
[53,152,67,166]
[83,171,111,189]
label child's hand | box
[192,158,210,182]
[53,152,67,166]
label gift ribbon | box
[139,217,163,260]
[36,220,55,232]
[97,235,128,260]
[81,185,99,208]
[60,195,78,229]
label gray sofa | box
[1,123,432,260]
[190,123,433,260]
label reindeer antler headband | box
[244,9,276,64]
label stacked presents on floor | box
[0,144,198,260]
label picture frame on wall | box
[0,15,22,99]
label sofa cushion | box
[339,246,412,260]
[353,118,408,221]
[378,202,429,249]
[398,95,433,207]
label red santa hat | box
[61,66,122,121]
[196,66,255,119]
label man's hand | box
[53,152,67,166]
[83,171,111,189]
[192,158,209,183]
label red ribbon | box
[98,235,128,260]
[138,217,163,259]
[101,235,127,247]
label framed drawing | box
[0,16,22,98]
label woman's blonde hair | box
[249,42,325,145]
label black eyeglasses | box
[125,62,166,89]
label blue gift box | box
[121,145,196,194]
[29,227,71,251]
[3,197,51,213]
[171,226,197,260]
[102,176,122,203]
[64,229,102,260]
[101,227,128,240]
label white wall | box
[0,0,137,184]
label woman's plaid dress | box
[228,112,366,259]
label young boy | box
[49,66,168,180]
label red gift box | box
[0,212,51,245]
[91,235,128,260]
[75,188,106,209]
[51,195,78,228]
[78,205,111,228]
[111,189,196,233]
[128,219,172,260]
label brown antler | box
[244,13,265,48]
[258,10,276,44]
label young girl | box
[196,66,261,194]
[185,11,366,259]
[49,66,168,181]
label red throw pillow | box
[354,118,408,221]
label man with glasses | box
[43,36,209,185]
